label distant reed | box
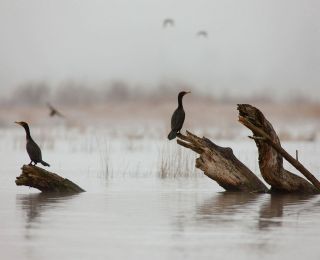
[158,143,198,178]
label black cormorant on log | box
[15,121,50,167]
[168,91,191,140]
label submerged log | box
[16,165,85,193]
[177,132,268,193]
[238,104,319,194]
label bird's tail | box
[168,130,177,140]
[40,160,50,167]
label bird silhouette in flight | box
[47,103,65,118]
[196,30,208,38]
[163,18,175,28]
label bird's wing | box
[171,108,185,131]
[47,103,55,116]
[26,139,42,162]
[54,110,65,118]
[55,110,65,118]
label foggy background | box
[0,0,319,101]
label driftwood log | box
[238,104,319,194]
[177,132,268,193]
[177,105,320,194]
[16,165,85,193]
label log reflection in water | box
[258,193,316,230]
[16,193,79,239]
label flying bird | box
[168,91,191,140]
[15,121,50,167]
[163,18,175,28]
[196,30,208,38]
[47,103,64,118]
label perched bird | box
[168,91,191,140]
[47,103,64,118]
[163,18,175,28]
[196,30,208,38]
[15,121,50,167]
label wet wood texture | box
[16,165,85,193]
[177,132,268,193]
[238,104,319,194]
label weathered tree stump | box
[16,165,85,193]
[177,132,268,193]
[238,104,319,194]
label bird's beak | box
[186,91,191,94]
[14,121,21,126]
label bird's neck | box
[178,95,184,108]
[23,125,31,139]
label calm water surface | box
[2,178,320,260]
[1,128,320,260]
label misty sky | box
[0,0,319,97]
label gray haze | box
[0,0,319,98]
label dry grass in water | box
[96,138,113,178]
[158,143,198,178]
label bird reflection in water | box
[16,193,78,240]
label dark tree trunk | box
[16,165,85,193]
[177,132,268,193]
[238,104,319,194]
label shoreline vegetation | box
[1,90,319,142]
[1,80,319,107]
